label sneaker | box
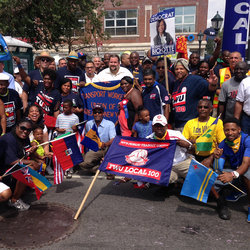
[217,197,231,220]
[64,170,72,179]
[247,207,250,223]
[8,199,30,211]
[45,165,54,175]
[226,191,247,202]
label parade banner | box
[99,136,176,186]
[150,8,176,56]
[79,80,123,123]
[222,0,250,58]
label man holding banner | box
[79,104,116,175]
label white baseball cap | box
[152,114,168,126]
[0,73,9,81]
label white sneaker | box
[64,170,72,179]
[8,199,30,211]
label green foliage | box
[0,0,120,51]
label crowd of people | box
[0,40,249,223]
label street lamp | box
[197,30,204,56]
[211,11,223,34]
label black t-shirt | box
[34,88,61,116]
[0,89,22,132]
[55,66,86,93]
[23,69,44,103]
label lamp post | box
[197,30,204,56]
[211,11,223,35]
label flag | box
[12,165,52,200]
[195,117,219,155]
[99,136,176,186]
[81,124,102,152]
[0,34,11,61]
[53,155,64,185]
[76,122,86,154]
[51,133,83,170]
[44,114,57,130]
[180,159,218,203]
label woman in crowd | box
[59,78,84,116]
[0,118,39,211]
[26,105,53,174]
[197,61,211,80]
[118,76,143,136]
[34,69,60,118]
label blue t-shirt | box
[218,132,250,169]
[172,75,212,128]
[60,92,84,113]
[142,82,171,120]
[157,70,176,94]
[133,121,152,138]
[55,66,86,93]
[129,65,143,84]
[23,69,44,103]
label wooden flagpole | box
[39,132,76,147]
[74,170,100,220]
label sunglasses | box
[19,126,32,132]
[93,110,103,114]
[41,58,51,62]
[198,106,209,109]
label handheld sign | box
[150,8,176,57]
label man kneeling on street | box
[213,118,250,222]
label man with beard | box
[97,54,133,81]
[219,61,248,119]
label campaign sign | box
[150,8,176,56]
[222,0,250,58]
[79,80,123,123]
[99,136,176,186]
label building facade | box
[97,0,208,57]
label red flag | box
[44,114,57,130]
[12,167,43,200]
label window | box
[160,6,196,33]
[105,9,138,36]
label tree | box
[0,0,120,52]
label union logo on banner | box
[125,149,149,166]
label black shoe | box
[217,197,231,220]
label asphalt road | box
[1,173,250,249]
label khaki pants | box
[79,148,108,173]
[169,158,192,184]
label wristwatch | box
[232,171,239,179]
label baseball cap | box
[92,104,104,112]
[152,114,168,126]
[142,57,153,64]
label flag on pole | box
[0,34,11,61]
[99,136,176,186]
[180,159,218,203]
[195,117,220,155]
[81,124,102,152]
[51,133,83,170]
[12,165,52,200]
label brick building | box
[97,0,208,57]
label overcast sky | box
[207,0,226,27]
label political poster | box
[99,136,177,186]
[79,80,123,123]
[150,8,176,57]
[222,0,250,58]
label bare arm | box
[12,56,31,86]
[21,91,28,113]
[209,37,222,67]
[163,104,170,121]
[207,69,218,92]
[234,101,243,119]
[0,99,6,134]
[218,102,225,119]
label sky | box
[207,0,226,27]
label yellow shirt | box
[182,117,225,156]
